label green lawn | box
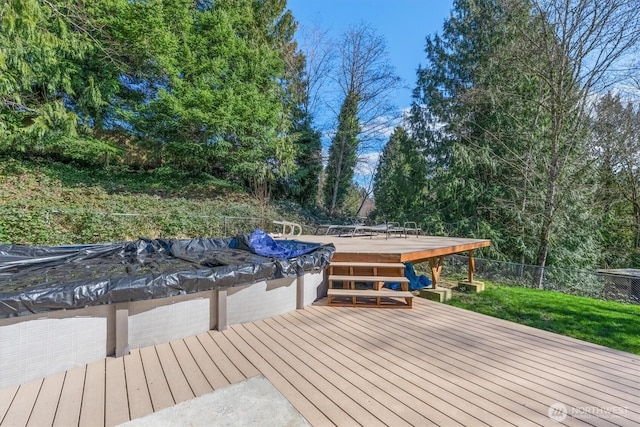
[445,282,640,355]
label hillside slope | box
[0,158,302,245]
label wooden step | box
[327,289,413,308]
[329,262,406,269]
[328,275,409,283]
[328,289,413,298]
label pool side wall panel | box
[0,271,326,389]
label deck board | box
[413,304,640,402]
[26,372,64,427]
[1,379,42,427]
[0,384,19,424]
[169,340,213,397]
[123,349,154,420]
[52,365,86,427]
[139,346,174,412]
[207,332,260,379]
[241,321,391,427]
[425,302,640,377]
[228,324,359,427]
[79,359,105,427]
[297,307,524,427]
[104,355,129,426]
[405,304,640,415]
[182,335,230,390]
[307,305,592,427]
[2,298,640,427]
[339,305,625,426]
[221,328,332,427]
[196,333,246,384]
[155,342,194,404]
[265,315,437,426]
[255,317,428,426]
[348,303,635,426]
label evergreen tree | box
[274,24,322,206]
[0,0,121,163]
[593,93,640,267]
[409,0,618,274]
[410,0,545,257]
[373,127,428,223]
[324,91,360,216]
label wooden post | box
[115,304,129,357]
[217,288,228,331]
[209,289,217,330]
[296,276,305,309]
[468,249,475,283]
[428,256,444,288]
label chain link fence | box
[444,255,640,304]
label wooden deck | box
[298,234,490,263]
[2,298,639,427]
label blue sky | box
[287,0,454,112]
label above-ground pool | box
[0,231,334,388]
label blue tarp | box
[238,228,322,258]
[385,262,432,291]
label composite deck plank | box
[228,322,360,427]
[249,319,405,427]
[312,304,608,424]
[1,379,42,427]
[295,308,526,427]
[0,384,19,424]
[277,312,492,426]
[207,332,260,379]
[79,358,106,427]
[343,302,633,426]
[3,296,640,427]
[327,307,590,427]
[423,302,640,379]
[195,332,246,384]
[154,342,194,404]
[104,356,129,427]
[260,316,434,427]
[138,346,174,412]
[221,328,334,427]
[182,335,230,390]
[410,303,640,402]
[392,303,640,421]
[52,365,86,427]
[169,340,213,397]
[321,304,617,426]
[123,349,154,421]
[424,300,639,367]
[310,306,526,427]
[26,372,65,427]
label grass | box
[444,280,640,355]
[0,157,306,245]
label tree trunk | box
[533,155,559,289]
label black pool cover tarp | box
[0,230,335,318]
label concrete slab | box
[119,375,310,427]
[419,287,452,302]
[457,281,485,292]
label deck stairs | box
[327,261,413,308]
